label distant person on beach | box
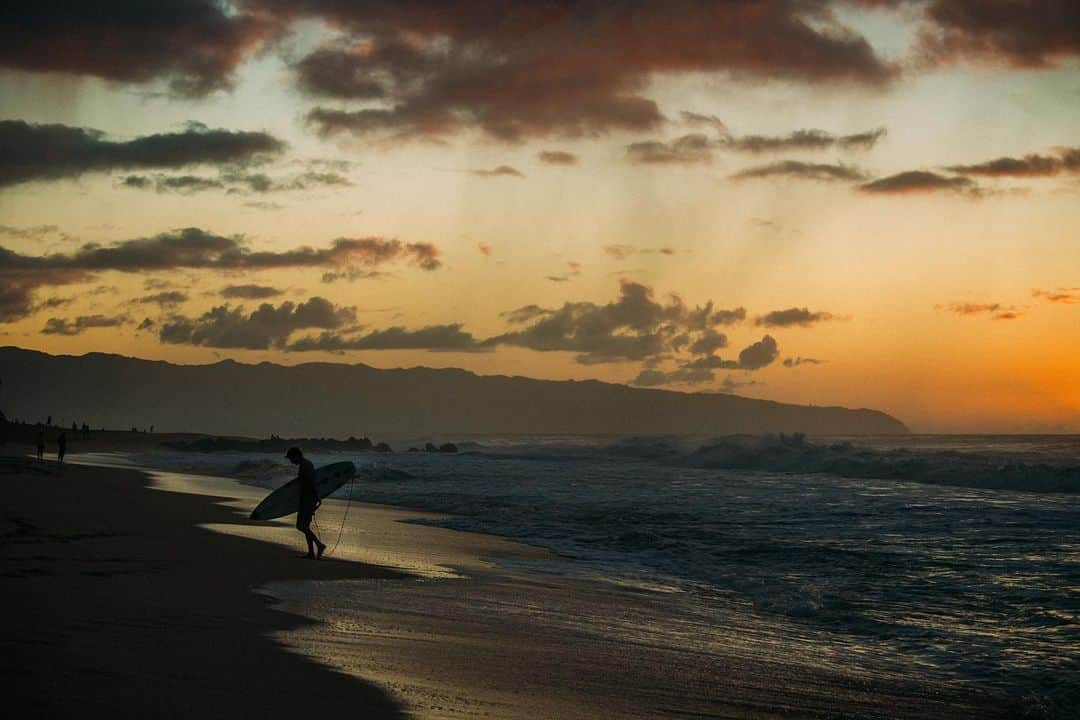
[36,431,45,461]
[57,432,66,465]
[286,447,326,560]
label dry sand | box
[1,454,1013,719]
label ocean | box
[103,434,1080,717]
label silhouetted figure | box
[47,415,52,427]
[36,431,45,461]
[57,432,66,465]
[286,447,325,560]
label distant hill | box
[0,346,908,438]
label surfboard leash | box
[322,467,355,558]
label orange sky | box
[1,2,1078,432]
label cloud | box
[221,284,284,299]
[546,261,582,283]
[688,329,728,355]
[0,1,276,96]
[604,244,637,260]
[631,333,780,387]
[0,228,441,320]
[756,307,836,327]
[159,297,356,350]
[287,324,480,352]
[859,170,977,195]
[627,134,713,165]
[0,121,285,188]
[485,280,746,365]
[500,304,552,324]
[628,127,885,166]
[732,160,868,182]
[944,147,1080,177]
[680,111,728,133]
[471,165,524,178]
[122,169,351,195]
[783,356,825,367]
[538,150,578,165]
[1032,287,1080,304]
[0,224,63,242]
[720,128,886,153]
[291,1,895,141]
[137,291,188,307]
[41,314,128,336]
[631,366,715,387]
[603,245,682,260]
[717,375,764,394]
[934,301,1022,320]
[915,0,1080,69]
[737,335,780,370]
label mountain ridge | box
[0,346,908,437]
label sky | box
[1,1,1078,433]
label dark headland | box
[0,346,907,437]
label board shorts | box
[296,504,316,531]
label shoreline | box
[2,453,1023,719]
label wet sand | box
[1,455,409,717]
[1,454,1016,718]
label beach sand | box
[1,455,1013,719]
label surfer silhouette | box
[286,447,326,560]
[57,432,66,465]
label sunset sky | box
[1,1,1078,432]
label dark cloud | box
[732,160,868,182]
[287,1,895,141]
[159,297,355,350]
[720,128,886,153]
[737,334,780,370]
[471,165,524,178]
[756,307,836,327]
[287,324,480,352]
[123,169,351,195]
[934,301,1022,320]
[944,147,1080,177]
[0,224,62,241]
[0,1,276,96]
[538,150,578,165]
[627,134,712,165]
[221,284,284,299]
[137,291,188,307]
[631,366,714,387]
[632,333,781,387]
[628,127,885,166]
[0,121,285,188]
[783,356,824,367]
[916,0,1080,69]
[0,228,441,320]
[41,314,128,336]
[717,375,764,394]
[680,111,728,133]
[688,329,728,355]
[500,305,552,324]
[485,280,744,365]
[859,170,977,195]
[709,307,748,326]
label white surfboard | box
[249,461,355,521]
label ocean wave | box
[677,434,1080,493]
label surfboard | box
[249,461,355,521]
